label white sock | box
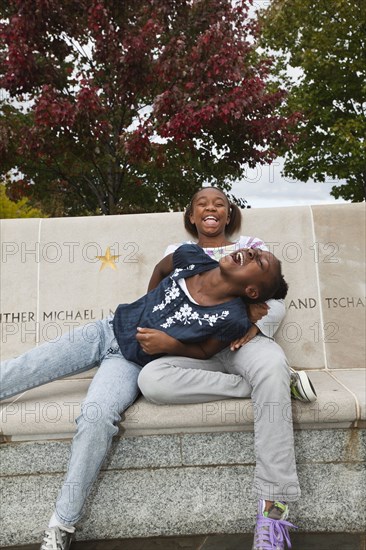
[48,512,75,534]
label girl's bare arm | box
[147,253,174,291]
[135,328,226,359]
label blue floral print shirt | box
[113,244,250,366]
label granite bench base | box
[1,428,365,547]
[1,368,365,547]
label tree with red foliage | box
[0,0,298,216]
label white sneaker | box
[40,527,73,550]
[290,367,317,402]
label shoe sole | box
[294,370,317,402]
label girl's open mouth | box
[202,215,219,226]
[231,251,244,265]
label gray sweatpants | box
[138,335,300,502]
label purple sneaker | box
[252,500,297,549]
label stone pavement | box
[4,533,366,550]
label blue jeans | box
[0,318,141,526]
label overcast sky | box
[230,158,348,209]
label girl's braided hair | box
[184,187,242,238]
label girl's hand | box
[230,325,260,351]
[247,303,269,323]
[135,327,177,355]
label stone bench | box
[0,203,365,546]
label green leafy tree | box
[0,184,46,218]
[0,0,297,216]
[260,0,366,202]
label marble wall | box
[1,203,365,370]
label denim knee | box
[75,401,121,439]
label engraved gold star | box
[96,247,120,271]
